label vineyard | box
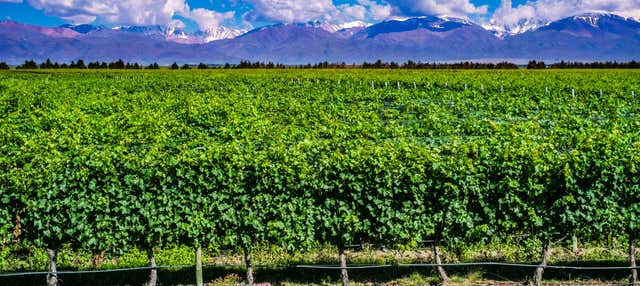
[1,69,640,286]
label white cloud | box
[338,4,367,20]
[330,1,392,23]
[243,0,335,23]
[383,0,488,18]
[366,3,392,20]
[242,0,392,25]
[186,8,234,30]
[488,0,640,34]
[24,0,234,30]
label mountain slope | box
[1,13,640,64]
[0,21,236,64]
[503,13,640,61]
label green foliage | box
[0,69,639,265]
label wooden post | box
[630,235,638,286]
[534,241,549,286]
[147,248,158,286]
[195,246,203,286]
[433,238,448,283]
[339,245,349,286]
[46,248,58,286]
[244,247,254,286]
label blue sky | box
[0,0,638,32]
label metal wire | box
[2,261,639,277]
[0,263,284,277]
[297,262,640,270]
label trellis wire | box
[297,262,640,270]
[0,263,280,277]
[4,261,638,277]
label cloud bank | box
[6,0,640,32]
[488,0,640,34]
[21,0,235,30]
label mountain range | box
[1,12,639,64]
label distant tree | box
[374,59,383,69]
[197,63,208,69]
[171,62,180,70]
[0,62,10,69]
[76,59,86,69]
[527,60,546,69]
[223,63,231,69]
[108,59,125,69]
[181,64,191,70]
[40,58,54,69]
[17,60,38,69]
[147,62,160,69]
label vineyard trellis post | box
[433,235,448,283]
[195,247,203,286]
[46,247,58,286]
[630,235,638,285]
[244,247,254,286]
[534,241,549,286]
[339,244,349,286]
[147,248,157,286]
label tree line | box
[527,60,640,69]
[2,59,640,70]
[9,59,161,70]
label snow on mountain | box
[295,21,370,33]
[338,21,370,30]
[354,16,476,39]
[483,18,547,38]
[483,11,633,38]
[112,24,245,43]
[194,26,247,43]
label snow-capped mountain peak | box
[483,12,634,37]
[338,21,370,30]
[483,18,548,38]
[572,12,621,26]
[111,24,245,43]
[354,16,476,39]
[194,26,247,42]
[294,21,370,33]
